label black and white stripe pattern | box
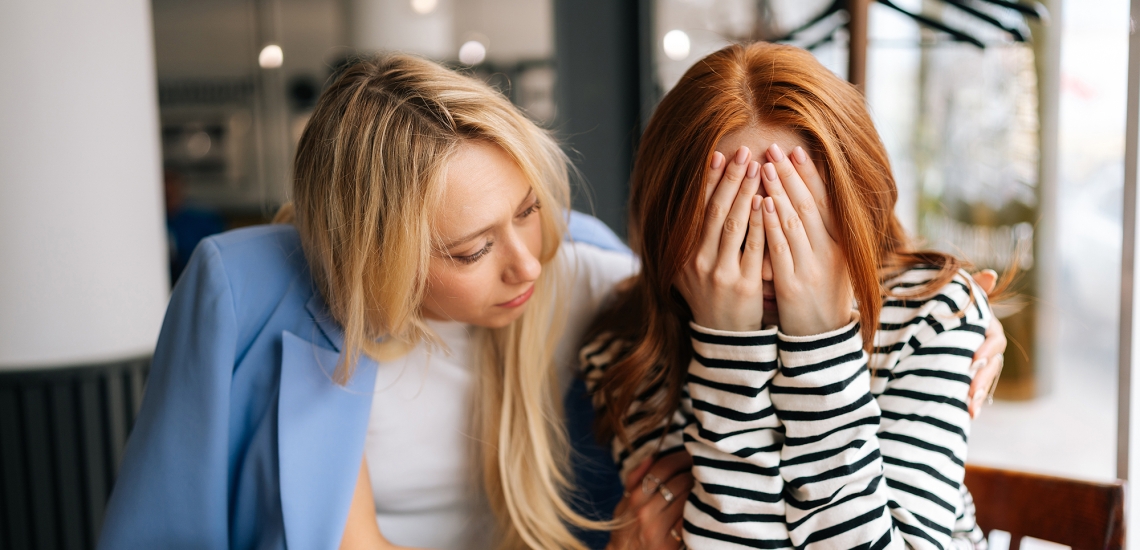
[581,268,990,549]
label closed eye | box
[452,241,493,264]
[518,197,541,219]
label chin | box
[473,306,528,329]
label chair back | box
[964,464,1126,550]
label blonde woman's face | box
[422,141,544,328]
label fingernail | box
[764,196,775,213]
[752,195,762,211]
[711,151,724,169]
[746,161,760,179]
[768,143,785,162]
[970,358,986,375]
[762,163,777,181]
[735,146,749,165]
[792,146,807,164]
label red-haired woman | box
[585,42,1002,549]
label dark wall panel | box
[0,358,149,550]
[554,0,654,239]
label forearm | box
[683,323,788,547]
[771,320,895,549]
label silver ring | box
[642,473,663,495]
[658,483,675,504]
[670,528,683,542]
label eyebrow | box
[442,189,536,249]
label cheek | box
[424,266,492,318]
[523,217,544,258]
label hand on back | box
[607,452,693,550]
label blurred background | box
[0,0,1131,548]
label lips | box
[496,284,535,308]
[763,295,777,309]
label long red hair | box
[590,42,970,446]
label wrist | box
[690,313,764,333]
[778,309,856,337]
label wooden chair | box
[964,464,1126,550]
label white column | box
[1120,0,1140,537]
[0,0,170,369]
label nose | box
[502,234,541,285]
[762,249,773,281]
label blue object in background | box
[565,377,624,549]
[564,209,628,548]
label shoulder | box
[202,224,304,272]
[881,267,990,331]
[567,211,630,254]
[193,224,308,294]
[182,224,315,336]
[556,242,638,312]
[579,331,630,389]
[558,241,637,281]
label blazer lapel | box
[278,295,376,549]
[304,293,345,353]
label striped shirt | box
[581,267,991,549]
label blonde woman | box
[98,54,1005,549]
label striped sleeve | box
[765,271,988,550]
[769,318,893,549]
[874,272,989,550]
[681,323,789,549]
[579,270,989,550]
[579,333,688,480]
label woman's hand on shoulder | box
[676,146,768,332]
[607,452,693,550]
[758,144,855,336]
[967,269,1008,419]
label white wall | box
[348,0,455,58]
[0,0,170,369]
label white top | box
[364,241,637,549]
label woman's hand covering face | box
[675,146,770,332]
[676,140,855,336]
[757,143,855,336]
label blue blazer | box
[98,213,627,549]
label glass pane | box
[965,0,1127,481]
[650,0,1127,482]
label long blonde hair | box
[280,55,600,549]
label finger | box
[698,147,752,264]
[629,451,690,509]
[642,472,693,517]
[766,143,829,246]
[762,162,813,260]
[717,160,762,267]
[968,317,1007,416]
[971,315,1007,374]
[669,516,685,548]
[789,145,835,240]
[972,269,999,295]
[703,151,726,206]
[740,194,766,280]
[624,456,655,494]
[646,450,693,486]
[969,356,1003,418]
[763,197,796,281]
